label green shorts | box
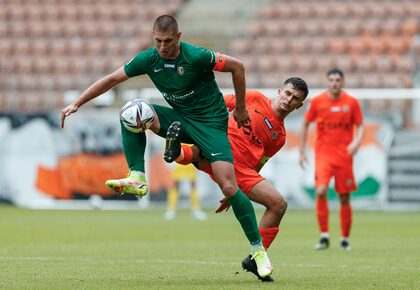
[152,104,233,163]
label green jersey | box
[124,41,228,124]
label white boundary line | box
[1,256,419,271]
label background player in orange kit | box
[165,77,309,281]
[299,68,365,251]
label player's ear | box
[177,31,182,40]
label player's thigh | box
[315,156,334,187]
[184,122,233,163]
[151,104,195,143]
[334,164,357,193]
[210,161,237,189]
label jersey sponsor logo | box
[177,66,185,76]
[163,90,195,101]
[211,152,222,156]
[242,124,262,147]
[164,63,175,68]
[330,106,341,112]
[153,68,163,73]
[264,118,273,130]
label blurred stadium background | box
[1,0,420,210]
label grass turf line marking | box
[1,256,420,271]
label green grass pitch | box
[0,205,419,289]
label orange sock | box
[259,227,279,250]
[176,144,193,165]
[316,198,329,233]
[340,204,352,238]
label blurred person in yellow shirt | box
[164,161,207,221]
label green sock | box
[120,121,146,172]
[228,189,262,245]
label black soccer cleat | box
[164,121,182,163]
[315,237,330,251]
[242,255,274,282]
[340,239,352,251]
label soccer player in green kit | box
[60,15,273,278]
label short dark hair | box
[153,15,178,34]
[327,68,344,78]
[284,77,309,98]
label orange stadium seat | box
[328,37,349,54]
[400,18,419,36]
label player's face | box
[327,73,344,95]
[276,83,306,112]
[153,30,181,59]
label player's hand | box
[233,107,251,128]
[60,103,79,128]
[299,152,308,169]
[347,142,359,156]
[215,197,231,213]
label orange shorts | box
[315,157,357,194]
[199,163,264,195]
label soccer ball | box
[120,99,155,133]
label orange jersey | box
[224,90,286,170]
[305,91,363,161]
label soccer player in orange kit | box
[299,68,365,251]
[164,77,309,281]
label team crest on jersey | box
[177,67,185,76]
[343,105,350,112]
[271,131,278,139]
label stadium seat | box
[258,55,277,73]
[328,37,349,54]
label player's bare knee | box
[339,193,350,205]
[271,196,287,216]
[316,187,328,199]
[220,183,237,197]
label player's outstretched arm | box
[61,66,129,128]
